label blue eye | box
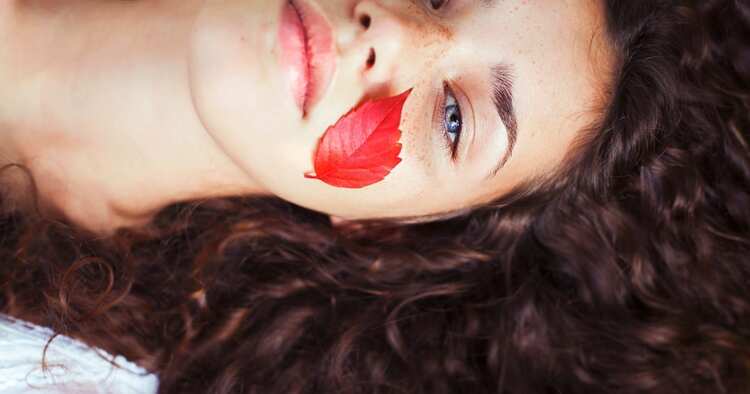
[442,84,463,159]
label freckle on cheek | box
[401,127,432,176]
[397,93,433,177]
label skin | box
[0,0,614,232]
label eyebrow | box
[486,63,518,179]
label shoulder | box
[0,314,158,394]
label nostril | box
[359,14,371,29]
[366,48,376,69]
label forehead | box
[456,0,614,201]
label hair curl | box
[2,0,750,393]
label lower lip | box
[278,0,336,117]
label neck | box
[0,0,264,233]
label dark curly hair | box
[2,0,749,393]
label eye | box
[440,83,463,160]
[428,0,449,10]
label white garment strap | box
[0,314,158,394]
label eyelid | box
[430,82,455,162]
[429,79,474,165]
[446,80,475,161]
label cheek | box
[273,92,438,218]
[397,86,440,177]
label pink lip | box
[278,0,336,117]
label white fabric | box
[0,314,158,394]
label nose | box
[347,1,438,92]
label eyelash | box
[440,83,464,160]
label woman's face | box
[188,0,614,220]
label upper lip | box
[289,0,336,116]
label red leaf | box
[304,89,412,188]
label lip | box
[278,0,336,117]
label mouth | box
[278,0,336,117]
